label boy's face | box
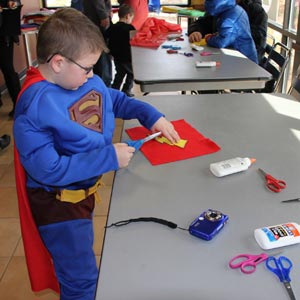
[55,52,101,90]
[125,13,134,24]
[128,14,134,23]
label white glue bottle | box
[254,222,300,250]
[209,157,256,177]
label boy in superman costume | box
[13,8,179,300]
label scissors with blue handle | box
[266,256,296,300]
[258,168,287,193]
[229,253,268,274]
[125,131,162,151]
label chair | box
[259,42,291,93]
[287,64,300,99]
[259,34,276,67]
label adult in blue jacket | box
[190,0,258,63]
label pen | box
[281,198,300,203]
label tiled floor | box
[0,83,144,299]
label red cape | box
[14,67,60,294]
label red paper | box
[130,17,182,48]
[125,119,221,165]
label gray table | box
[131,36,272,93]
[96,93,300,300]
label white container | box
[195,61,221,67]
[209,157,256,177]
[254,222,300,250]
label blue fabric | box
[39,219,97,300]
[205,0,258,63]
[14,72,163,191]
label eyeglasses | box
[46,53,94,75]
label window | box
[267,0,286,25]
[289,0,299,31]
[111,0,189,6]
[42,0,71,8]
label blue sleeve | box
[207,19,237,48]
[108,88,164,129]
[14,114,119,187]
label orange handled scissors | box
[258,168,286,193]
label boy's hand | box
[151,117,180,144]
[113,143,135,168]
[189,32,203,43]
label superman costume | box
[14,67,163,299]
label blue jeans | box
[93,52,112,88]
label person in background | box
[118,0,148,30]
[83,0,113,87]
[71,0,83,11]
[108,4,135,97]
[236,0,267,64]
[0,0,21,117]
[14,8,179,300]
[188,0,258,63]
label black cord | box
[105,217,188,231]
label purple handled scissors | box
[229,253,268,274]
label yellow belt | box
[56,177,104,204]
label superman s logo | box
[69,90,103,132]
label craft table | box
[131,35,272,93]
[96,93,300,300]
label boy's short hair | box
[118,4,134,18]
[37,8,108,64]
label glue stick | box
[209,157,256,177]
[254,222,300,250]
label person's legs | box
[121,62,134,97]
[93,52,112,88]
[28,189,97,300]
[0,37,21,116]
[39,219,98,300]
[112,61,126,90]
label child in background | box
[14,8,179,300]
[189,0,258,64]
[117,0,148,30]
[108,4,136,97]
